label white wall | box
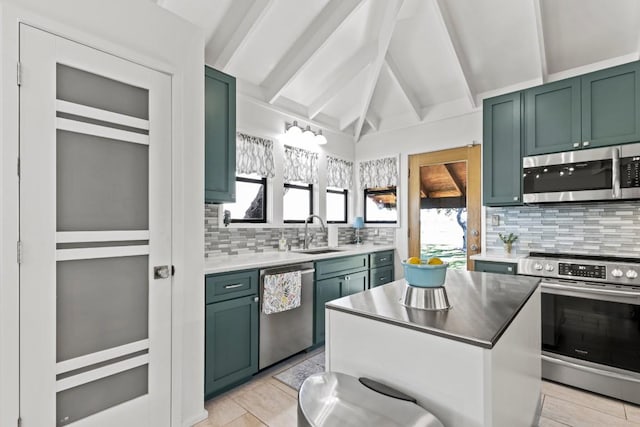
[0,1,205,426]
[355,111,483,261]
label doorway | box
[19,24,173,426]
[408,146,481,270]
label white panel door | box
[19,24,172,427]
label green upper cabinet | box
[524,78,581,155]
[483,92,523,206]
[523,62,640,156]
[582,61,640,148]
[205,66,236,203]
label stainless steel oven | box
[522,142,640,203]
[519,253,640,405]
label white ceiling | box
[159,0,640,141]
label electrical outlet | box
[491,215,500,226]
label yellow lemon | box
[407,257,421,265]
[427,257,444,265]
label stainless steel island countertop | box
[326,270,540,349]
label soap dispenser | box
[278,231,288,252]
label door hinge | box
[16,62,22,86]
[17,241,23,264]
[17,416,22,427]
[17,158,20,177]
[171,265,175,276]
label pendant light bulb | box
[315,129,327,145]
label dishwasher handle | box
[299,268,315,275]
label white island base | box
[325,288,541,427]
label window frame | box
[364,186,398,224]
[283,182,314,224]
[326,188,348,224]
[228,175,267,224]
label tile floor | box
[196,349,640,427]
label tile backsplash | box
[485,201,640,257]
[205,204,395,258]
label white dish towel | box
[262,271,302,315]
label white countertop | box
[204,243,396,275]
[470,251,527,263]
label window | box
[223,174,267,223]
[283,182,313,223]
[326,187,347,223]
[364,186,397,223]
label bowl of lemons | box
[401,257,448,288]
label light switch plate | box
[491,215,500,226]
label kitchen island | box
[325,270,541,427]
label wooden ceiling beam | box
[384,51,422,122]
[432,0,476,109]
[262,0,365,104]
[428,190,463,198]
[444,163,466,197]
[205,0,274,72]
[307,42,377,119]
[354,0,405,142]
[532,0,549,83]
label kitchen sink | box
[294,248,344,255]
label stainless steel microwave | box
[522,142,640,203]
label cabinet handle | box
[379,258,387,262]
[507,267,513,272]
[253,296,259,302]
[573,142,580,148]
[345,275,351,281]
[224,283,244,289]
[379,277,385,281]
[513,196,518,201]
[582,141,590,147]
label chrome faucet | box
[303,214,326,249]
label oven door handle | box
[542,355,640,384]
[541,281,640,300]
[612,147,621,199]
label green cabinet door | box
[205,295,258,398]
[524,78,581,155]
[370,265,394,287]
[205,66,236,203]
[582,61,640,148]
[314,277,342,345]
[483,92,523,206]
[342,270,368,296]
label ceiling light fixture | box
[285,121,302,137]
[315,130,327,145]
[284,121,328,145]
[302,126,315,144]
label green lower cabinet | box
[474,260,517,275]
[205,295,258,398]
[370,265,394,287]
[314,277,342,345]
[342,270,368,296]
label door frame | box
[0,5,206,427]
[408,145,481,270]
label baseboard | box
[182,409,208,427]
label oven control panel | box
[558,263,606,279]
[621,156,640,188]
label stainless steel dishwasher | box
[259,262,315,369]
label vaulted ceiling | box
[158,0,640,141]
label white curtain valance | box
[236,132,275,178]
[359,156,398,189]
[283,145,318,184]
[326,156,353,190]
